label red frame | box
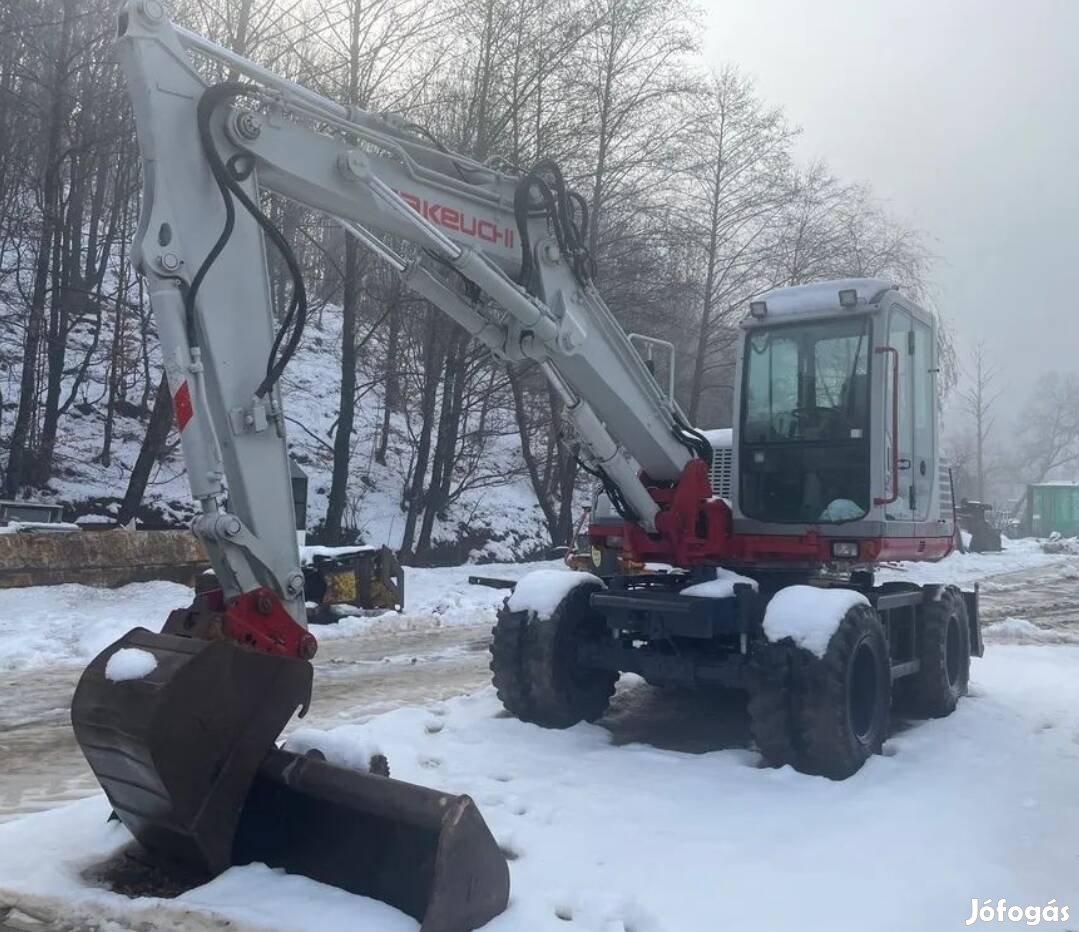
[198,585,318,659]
[590,459,954,571]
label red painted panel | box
[172,380,194,431]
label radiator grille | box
[938,462,954,515]
[709,447,733,500]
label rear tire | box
[794,602,891,779]
[906,586,970,718]
[489,577,617,728]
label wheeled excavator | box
[71,2,980,928]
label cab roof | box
[746,278,898,322]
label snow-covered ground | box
[0,538,1059,675]
[0,559,560,673]
[0,541,1076,931]
[1,644,1077,932]
[875,536,1060,587]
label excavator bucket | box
[71,626,314,872]
[235,749,511,932]
[71,622,509,931]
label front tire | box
[489,576,617,728]
[794,602,891,779]
[748,647,801,769]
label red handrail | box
[874,346,900,506]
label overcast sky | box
[702,0,1079,415]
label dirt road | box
[1,556,1076,822]
[0,622,496,822]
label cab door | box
[883,308,914,521]
[910,317,935,521]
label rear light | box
[831,541,859,559]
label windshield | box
[740,317,872,524]
[743,317,871,443]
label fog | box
[704,0,1079,413]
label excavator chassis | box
[71,600,509,931]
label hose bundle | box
[186,81,307,399]
[513,159,596,288]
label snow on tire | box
[906,586,970,719]
[489,576,617,729]
[793,602,891,780]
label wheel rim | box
[945,615,961,687]
[848,641,879,742]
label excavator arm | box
[117,0,700,576]
[70,4,713,928]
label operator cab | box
[732,279,952,561]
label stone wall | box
[0,529,208,588]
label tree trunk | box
[117,373,173,524]
[415,332,465,557]
[323,239,361,542]
[687,147,725,423]
[2,0,73,496]
[376,302,401,465]
[509,368,560,542]
[399,311,444,559]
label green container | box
[1027,483,1079,537]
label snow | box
[313,559,563,640]
[506,569,600,620]
[1042,536,1079,555]
[2,644,1078,931]
[698,427,732,447]
[876,536,1059,587]
[680,568,758,599]
[178,864,419,931]
[284,729,385,774]
[0,521,80,535]
[0,560,565,670]
[982,617,1069,645]
[763,585,869,657]
[302,544,377,562]
[0,539,1064,675]
[0,580,192,672]
[0,541,1064,674]
[103,647,157,682]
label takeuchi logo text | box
[397,190,515,249]
[966,899,1069,926]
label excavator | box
[71,2,979,928]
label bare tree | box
[1016,372,1079,484]
[320,0,439,543]
[676,68,796,422]
[958,342,1002,501]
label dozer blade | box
[235,748,511,932]
[71,627,313,873]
